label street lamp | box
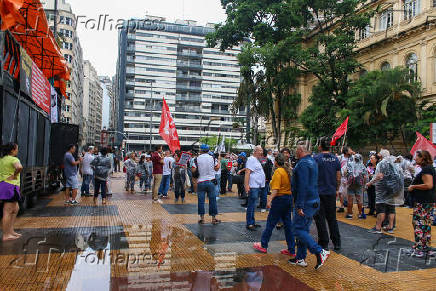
[145,79,156,152]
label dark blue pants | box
[94,179,107,199]
[159,174,171,196]
[227,174,233,191]
[259,186,268,209]
[197,181,218,216]
[246,188,261,226]
[81,174,92,194]
[260,195,295,253]
[294,214,323,260]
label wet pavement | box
[0,172,435,290]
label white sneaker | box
[289,258,307,267]
[261,209,266,213]
[315,249,330,270]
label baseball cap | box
[239,152,247,158]
[200,144,210,151]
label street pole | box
[147,80,154,152]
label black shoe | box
[241,203,248,207]
[337,208,345,213]
[254,224,262,228]
[246,225,257,231]
[257,205,262,209]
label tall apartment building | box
[115,16,245,151]
[44,0,84,139]
[83,61,103,146]
[99,76,113,129]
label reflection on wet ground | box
[109,265,314,291]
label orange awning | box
[0,0,69,97]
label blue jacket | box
[292,155,320,216]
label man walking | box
[290,143,330,269]
[192,145,221,225]
[159,150,174,199]
[151,145,164,203]
[64,144,82,205]
[245,146,266,231]
[313,138,342,251]
[80,146,95,197]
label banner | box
[50,86,58,123]
[159,97,180,153]
[330,117,349,146]
[178,152,192,166]
[410,132,436,158]
[20,47,32,97]
[31,61,50,113]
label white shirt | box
[82,152,95,175]
[246,156,265,188]
[196,154,217,183]
[163,156,175,175]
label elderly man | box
[366,149,403,234]
[291,143,330,269]
[80,146,95,197]
[245,146,266,231]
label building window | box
[379,8,393,30]
[406,53,418,81]
[64,54,72,63]
[62,42,73,50]
[404,0,421,20]
[381,62,391,71]
[434,0,436,8]
[59,29,73,38]
[359,25,371,40]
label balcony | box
[176,60,202,69]
[176,73,202,80]
[175,84,202,92]
[175,95,202,102]
[175,106,201,112]
[177,51,202,58]
[211,109,230,114]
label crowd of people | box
[1,139,435,268]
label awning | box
[0,0,69,97]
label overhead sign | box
[31,61,50,113]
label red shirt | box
[151,152,163,174]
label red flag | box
[330,117,349,146]
[410,132,436,158]
[159,98,180,152]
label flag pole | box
[340,127,348,153]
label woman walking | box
[90,147,112,205]
[124,152,137,192]
[253,154,295,258]
[0,143,23,241]
[408,150,436,257]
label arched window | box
[406,53,418,81]
[381,62,391,71]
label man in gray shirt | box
[64,144,82,205]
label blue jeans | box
[260,186,268,209]
[215,173,221,196]
[197,181,218,216]
[294,214,323,260]
[81,174,93,194]
[261,195,295,253]
[94,179,107,199]
[227,174,233,191]
[246,188,261,226]
[159,174,171,196]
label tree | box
[208,0,373,143]
[199,135,238,151]
[340,68,421,150]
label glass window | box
[359,25,371,40]
[404,0,421,20]
[379,9,393,30]
[406,53,418,81]
[381,62,391,71]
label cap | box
[239,152,247,158]
[200,144,210,151]
[145,155,151,158]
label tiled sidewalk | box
[0,172,435,290]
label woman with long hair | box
[366,154,379,216]
[408,150,436,257]
[253,153,295,258]
[0,143,23,241]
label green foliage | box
[199,135,238,150]
[340,68,421,148]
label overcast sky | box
[67,0,227,77]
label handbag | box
[185,170,191,188]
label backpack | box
[346,163,365,187]
[94,157,108,178]
[383,163,403,195]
